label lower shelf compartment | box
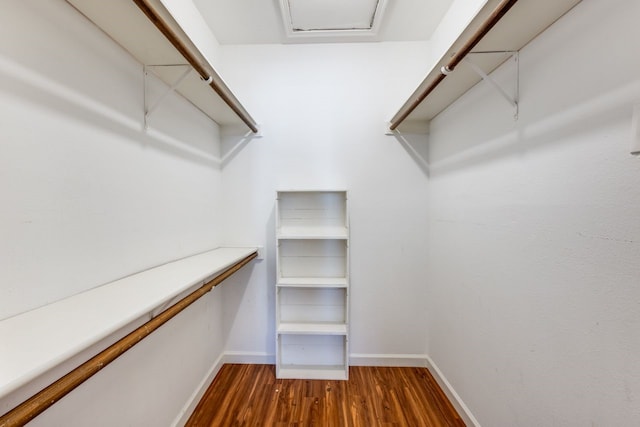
[276,334,348,380]
[277,365,348,380]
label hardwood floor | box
[186,364,465,426]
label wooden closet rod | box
[0,251,257,427]
[389,0,519,131]
[132,0,259,133]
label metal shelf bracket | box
[143,64,192,129]
[464,51,520,120]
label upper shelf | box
[389,0,582,130]
[66,0,258,133]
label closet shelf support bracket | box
[143,64,192,129]
[464,51,519,120]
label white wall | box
[0,1,234,425]
[0,0,225,320]
[216,41,432,362]
[427,0,640,425]
[8,0,638,425]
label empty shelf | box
[277,277,348,288]
[277,322,348,335]
[0,247,257,399]
[277,226,348,239]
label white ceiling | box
[192,0,455,44]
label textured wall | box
[427,0,640,425]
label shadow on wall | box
[264,206,277,355]
[220,263,255,347]
[0,52,221,169]
[425,0,640,175]
[428,79,640,175]
[388,118,430,177]
[220,206,275,356]
[390,131,430,177]
[220,125,263,168]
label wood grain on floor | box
[186,364,465,426]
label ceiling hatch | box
[279,0,388,41]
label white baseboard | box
[171,352,225,427]
[171,351,273,426]
[425,355,481,427]
[223,351,275,365]
[351,353,480,426]
[349,353,429,367]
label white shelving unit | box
[275,190,349,380]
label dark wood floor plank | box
[186,364,465,427]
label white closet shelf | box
[277,322,348,336]
[277,277,348,288]
[278,366,348,381]
[65,0,257,132]
[389,0,582,129]
[277,226,348,240]
[0,247,257,400]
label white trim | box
[278,0,388,42]
[349,353,429,367]
[350,353,481,426]
[170,352,225,427]
[171,351,274,426]
[425,355,481,427]
[223,351,275,365]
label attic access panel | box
[280,0,387,40]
